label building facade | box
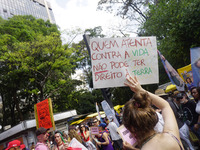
[0,0,55,23]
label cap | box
[98,123,107,128]
[176,93,184,100]
[6,140,21,150]
[36,127,49,136]
[20,144,26,149]
[155,89,168,96]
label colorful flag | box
[158,51,185,91]
[190,47,200,87]
[177,64,194,90]
[34,98,55,130]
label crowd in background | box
[4,77,200,150]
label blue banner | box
[190,47,200,87]
[158,51,185,91]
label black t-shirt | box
[182,100,198,126]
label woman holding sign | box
[123,76,184,150]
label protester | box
[30,142,35,150]
[94,123,114,150]
[68,126,82,144]
[122,76,183,150]
[79,124,96,150]
[52,131,69,150]
[105,116,123,150]
[6,140,21,150]
[35,127,50,150]
[191,87,200,137]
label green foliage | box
[138,0,200,84]
[0,15,80,128]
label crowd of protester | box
[4,76,200,150]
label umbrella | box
[114,105,124,114]
[84,111,105,120]
[165,84,177,93]
[70,119,84,125]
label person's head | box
[186,77,192,84]
[191,87,200,100]
[6,140,21,150]
[98,123,107,131]
[54,131,63,145]
[79,124,86,133]
[93,119,99,126]
[176,93,187,104]
[122,91,158,144]
[36,127,49,142]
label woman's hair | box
[122,91,158,145]
[79,124,86,133]
[68,129,82,144]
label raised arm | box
[124,76,180,138]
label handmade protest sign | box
[90,127,99,135]
[34,98,55,130]
[117,125,137,146]
[89,37,158,89]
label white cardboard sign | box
[90,37,158,89]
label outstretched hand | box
[124,76,145,93]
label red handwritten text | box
[121,38,152,48]
[91,40,119,51]
[95,71,122,81]
[93,63,107,72]
[92,51,122,60]
[110,61,129,69]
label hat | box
[98,123,107,128]
[20,144,26,149]
[6,140,21,150]
[36,127,49,136]
[176,93,184,100]
[155,89,168,96]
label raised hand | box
[124,76,145,93]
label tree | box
[139,0,200,84]
[0,16,79,128]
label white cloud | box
[47,0,137,39]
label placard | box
[34,98,55,130]
[90,37,158,89]
[90,127,99,135]
[117,125,137,146]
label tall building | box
[0,0,56,23]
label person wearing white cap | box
[105,116,123,150]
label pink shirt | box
[35,142,49,150]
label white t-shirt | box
[107,121,121,141]
[154,112,164,133]
[195,100,200,114]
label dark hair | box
[79,124,87,133]
[122,91,158,146]
[186,77,192,83]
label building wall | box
[0,0,55,23]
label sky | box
[47,0,137,42]
[46,0,138,80]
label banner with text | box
[34,98,55,130]
[89,37,159,89]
